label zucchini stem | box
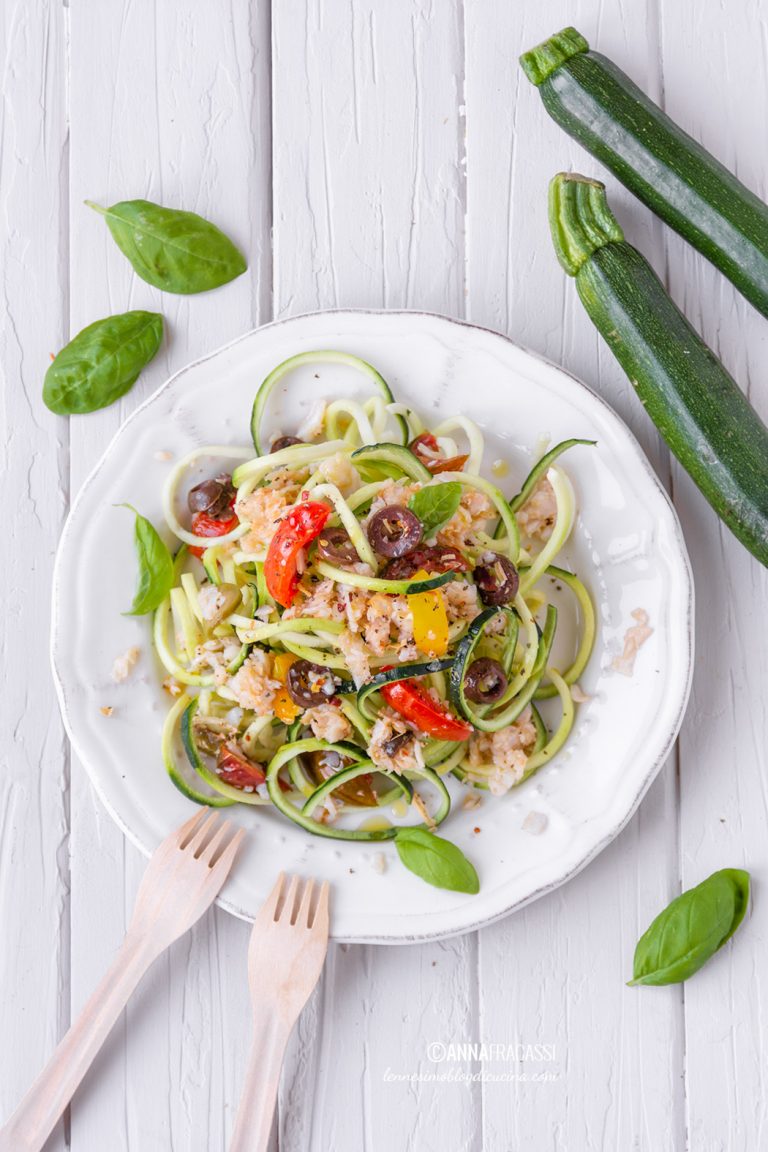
[549,173,625,276]
[519,27,588,86]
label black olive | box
[382,730,414,758]
[463,657,508,704]
[382,544,470,580]
[315,525,360,565]
[366,506,423,558]
[271,435,304,452]
[473,552,519,606]
[286,659,338,708]
[187,474,235,518]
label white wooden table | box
[2,2,766,1149]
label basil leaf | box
[629,868,750,987]
[122,505,174,615]
[86,199,247,294]
[395,827,479,894]
[408,482,462,538]
[43,311,163,415]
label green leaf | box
[43,311,163,415]
[408,482,462,538]
[629,869,750,987]
[395,827,480,894]
[122,505,175,616]
[86,198,247,294]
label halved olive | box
[188,473,235,518]
[382,730,414,758]
[286,659,338,708]
[382,544,470,580]
[315,525,359,565]
[463,657,508,704]
[473,552,519,606]
[366,506,423,558]
[271,435,304,452]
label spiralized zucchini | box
[152,351,596,850]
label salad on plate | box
[151,350,595,886]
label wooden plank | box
[66,0,271,1147]
[272,3,482,1149]
[659,4,768,1149]
[0,2,70,1146]
[465,4,685,1149]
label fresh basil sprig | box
[408,482,462,538]
[86,199,247,294]
[395,827,479,894]
[43,311,163,415]
[122,505,175,616]
[629,868,750,987]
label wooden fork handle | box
[229,1004,294,1152]
[0,934,153,1152]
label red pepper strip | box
[410,432,469,475]
[380,678,473,741]
[265,500,331,607]
[189,510,240,558]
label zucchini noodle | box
[149,350,596,867]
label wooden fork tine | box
[198,818,234,866]
[297,878,315,927]
[279,874,301,923]
[313,881,330,933]
[254,872,286,925]
[176,807,208,849]
[208,826,245,874]
[185,811,221,856]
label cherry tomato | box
[216,743,266,789]
[189,510,239,558]
[380,678,473,741]
[410,432,468,474]
[265,501,331,607]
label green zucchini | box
[521,27,768,319]
[250,351,407,453]
[450,606,556,733]
[448,607,518,729]
[509,439,594,514]
[161,694,234,808]
[550,173,768,568]
[357,658,455,722]
[181,699,265,805]
[314,559,455,597]
[351,442,432,483]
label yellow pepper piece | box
[272,652,302,723]
[408,571,449,657]
[273,652,297,681]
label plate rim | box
[51,307,695,944]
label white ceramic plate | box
[52,310,693,943]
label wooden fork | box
[229,874,330,1152]
[0,810,244,1152]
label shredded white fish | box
[369,713,425,774]
[466,708,537,796]
[522,811,548,836]
[611,609,653,677]
[112,646,140,683]
[437,490,495,549]
[304,703,353,743]
[226,650,281,715]
[516,477,557,543]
